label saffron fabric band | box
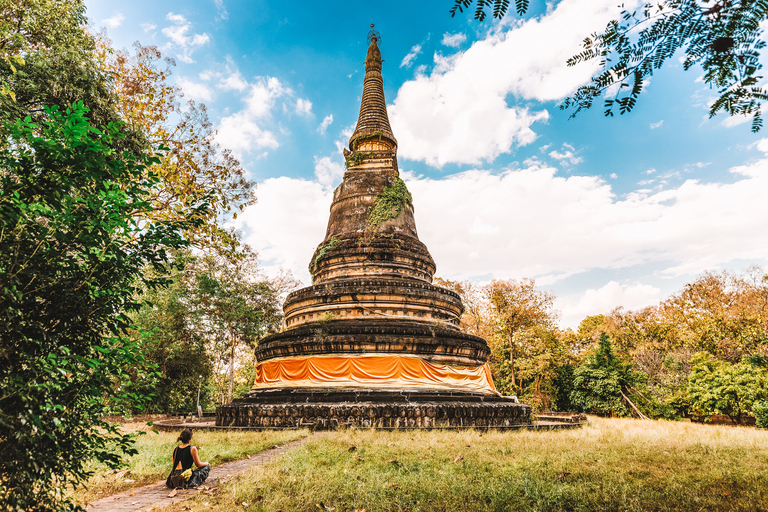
[251,354,499,394]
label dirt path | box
[86,436,310,512]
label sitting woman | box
[166,428,210,489]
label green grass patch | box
[72,422,307,505]
[161,417,768,512]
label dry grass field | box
[156,417,768,512]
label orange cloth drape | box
[252,354,499,395]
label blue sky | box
[86,0,768,327]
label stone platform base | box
[216,388,531,429]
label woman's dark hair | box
[177,428,193,444]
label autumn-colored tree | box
[434,277,490,338]
[485,278,557,392]
[99,39,256,256]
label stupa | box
[216,27,530,429]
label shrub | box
[754,401,768,429]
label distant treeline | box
[436,267,768,426]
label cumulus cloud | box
[176,77,213,101]
[389,0,634,166]
[722,114,752,127]
[141,23,156,32]
[103,13,125,29]
[295,98,313,116]
[218,71,248,92]
[557,281,662,328]
[162,12,210,63]
[400,44,423,68]
[318,114,334,134]
[215,77,286,157]
[548,143,583,165]
[442,32,467,48]
[313,156,345,189]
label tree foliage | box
[754,400,768,428]
[563,1,768,131]
[485,278,557,393]
[0,1,132,143]
[570,333,646,417]
[687,352,768,424]
[128,257,213,414]
[99,40,256,256]
[185,249,283,404]
[0,103,202,511]
[449,0,768,131]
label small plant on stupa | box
[310,237,340,272]
[345,151,374,168]
[367,178,412,232]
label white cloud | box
[215,77,287,157]
[753,137,768,153]
[219,71,248,92]
[103,13,125,28]
[237,177,332,280]
[162,12,210,63]
[549,144,583,165]
[295,98,313,116]
[141,23,156,32]
[213,0,229,20]
[442,32,467,48]
[245,77,286,117]
[557,281,661,328]
[722,114,752,127]
[176,77,213,101]
[650,120,664,129]
[216,112,279,157]
[389,0,636,166]
[400,44,423,68]
[318,114,334,134]
[313,156,345,189]
[610,173,618,179]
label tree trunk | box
[228,331,236,403]
[620,389,650,420]
[507,334,516,388]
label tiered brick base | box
[216,389,531,429]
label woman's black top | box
[173,445,194,471]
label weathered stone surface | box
[283,277,463,330]
[255,318,490,366]
[217,389,531,430]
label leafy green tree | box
[0,103,203,511]
[450,0,768,131]
[128,257,213,414]
[0,1,132,141]
[688,352,768,424]
[186,249,282,404]
[570,333,647,417]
